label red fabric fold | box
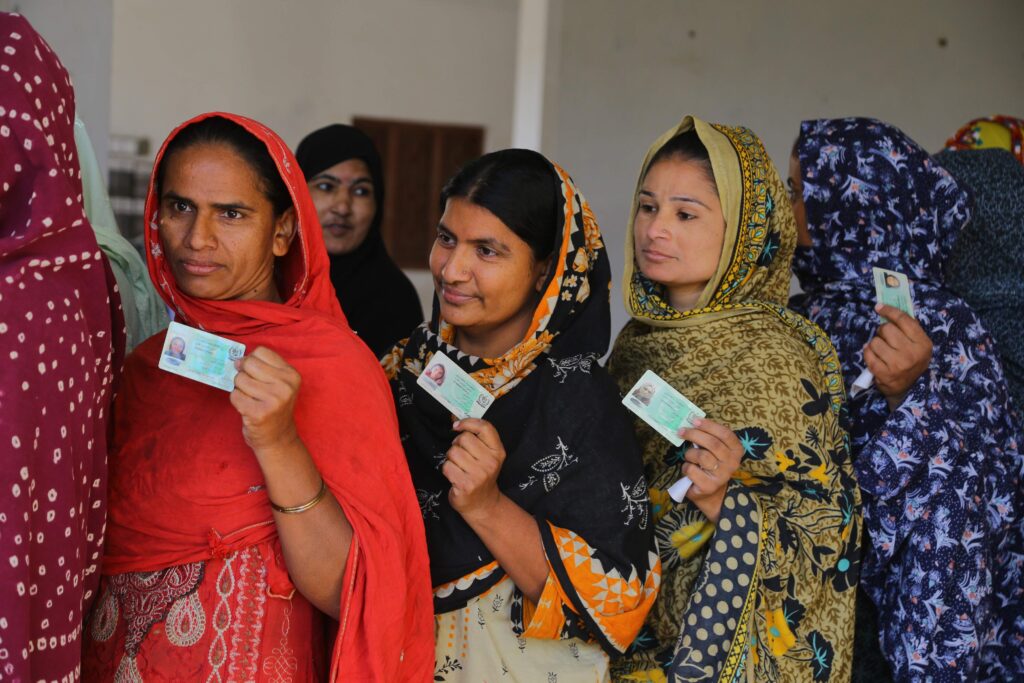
[103,112,433,681]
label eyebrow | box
[162,192,256,213]
[311,172,374,186]
[639,188,711,210]
[437,222,511,252]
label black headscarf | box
[295,124,423,357]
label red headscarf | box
[0,12,124,681]
[945,115,1024,164]
[103,112,432,681]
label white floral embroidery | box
[547,353,595,384]
[620,476,649,530]
[521,437,577,492]
[417,489,442,520]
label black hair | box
[155,116,292,217]
[647,129,718,195]
[440,148,559,261]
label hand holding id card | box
[852,267,918,397]
[417,351,494,420]
[622,370,706,502]
[158,321,245,392]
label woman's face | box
[788,153,813,248]
[425,364,445,383]
[307,158,376,255]
[158,142,296,302]
[169,338,185,355]
[633,157,725,311]
[430,197,550,355]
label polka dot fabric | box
[0,13,125,682]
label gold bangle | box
[270,478,327,514]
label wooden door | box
[353,117,484,269]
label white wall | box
[110,0,518,153]
[9,0,113,177]
[544,0,1024,337]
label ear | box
[534,256,554,293]
[272,207,298,257]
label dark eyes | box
[639,203,694,221]
[171,200,191,213]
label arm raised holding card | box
[863,303,934,411]
[231,346,353,619]
[441,418,548,603]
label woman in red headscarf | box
[81,113,433,682]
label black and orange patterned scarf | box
[383,158,660,655]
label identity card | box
[416,351,494,420]
[158,321,245,392]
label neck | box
[452,311,533,360]
[666,283,705,313]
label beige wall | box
[545,0,1024,336]
[110,0,518,152]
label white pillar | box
[511,0,549,151]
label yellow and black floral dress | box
[609,117,861,682]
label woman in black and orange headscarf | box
[384,149,660,681]
[82,113,433,682]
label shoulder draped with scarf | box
[383,157,660,680]
[609,116,861,683]
[791,116,1024,681]
[0,13,125,682]
[82,112,433,682]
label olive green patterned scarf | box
[609,117,861,683]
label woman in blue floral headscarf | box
[789,117,1024,682]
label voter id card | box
[158,321,245,392]
[622,370,706,448]
[417,351,493,420]
[872,267,916,317]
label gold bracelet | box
[270,478,327,514]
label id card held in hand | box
[872,267,915,317]
[417,351,494,420]
[622,370,706,448]
[158,321,245,392]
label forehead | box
[642,157,716,195]
[161,142,267,203]
[320,158,372,182]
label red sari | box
[81,112,433,681]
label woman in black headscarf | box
[296,124,423,357]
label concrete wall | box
[544,0,1024,336]
[110,0,518,153]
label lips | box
[440,285,476,305]
[323,222,352,237]
[180,259,222,276]
[641,247,676,263]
